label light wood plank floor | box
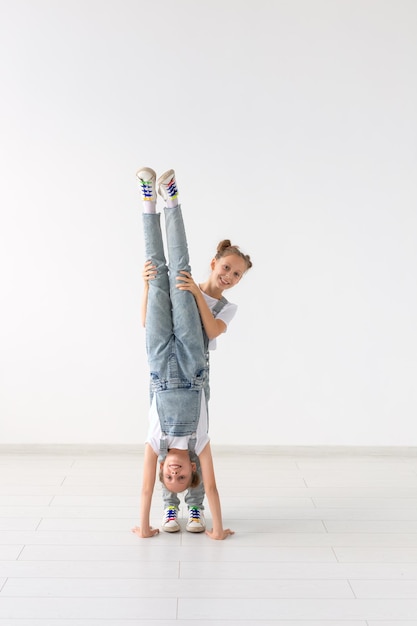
[0,447,417,625]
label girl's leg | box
[163,203,206,377]
[185,457,206,533]
[142,212,172,376]
[184,483,205,510]
[156,170,206,376]
[161,487,181,532]
[162,486,180,509]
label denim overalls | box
[143,205,207,469]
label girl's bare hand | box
[205,528,235,540]
[131,525,160,538]
[143,260,157,283]
[176,270,199,295]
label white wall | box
[1,0,416,446]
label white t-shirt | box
[146,389,209,456]
[201,290,237,350]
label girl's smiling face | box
[211,254,247,290]
[160,448,196,493]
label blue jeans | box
[143,206,207,509]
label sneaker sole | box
[186,525,206,533]
[136,166,157,181]
[161,525,180,533]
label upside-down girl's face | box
[211,254,247,290]
[160,449,197,493]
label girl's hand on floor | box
[131,525,159,538]
[205,528,235,540]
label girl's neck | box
[199,280,223,300]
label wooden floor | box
[1,446,417,625]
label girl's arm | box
[131,443,159,538]
[199,442,234,540]
[176,272,226,340]
[141,261,157,327]
[141,282,149,328]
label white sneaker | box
[161,506,180,533]
[157,169,178,202]
[186,507,206,533]
[136,167,157,203]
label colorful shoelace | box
[164,506,178,522]
[139,177,154,200]
[165,177,178,199]
[188,507,201,522]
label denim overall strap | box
[213,295,228,316]
[158,437,168,464]
[203,295,228,352]
[188,435,197,459]
[203,295,228,407]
